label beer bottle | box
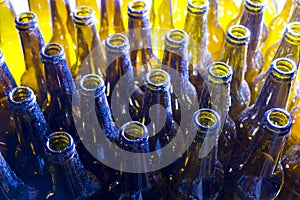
[15,12,47,107]
[207,0,225,61]
[71,6,105,80]
[127,0,161,84]
[105,33,143,123]
[199,62,236,168]
[218,0,238,32]
[28,0,52,43]
[171,0,188,29]
[8,86,52,198]
[0,152,38,200]
[76,0,100,31]
[0,0,25,85]
[168,108,224,200]
[49,0,76,69]
[150,0,173,29]
[228,108,290,200]
[45,131,106,200]
[0,50,17,168]
[219,25,251,123]
[114,121,166,199]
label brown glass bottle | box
[71,6,105,80]
[219,25,251,123]
[76,0,100,31]
[15,12,47,107]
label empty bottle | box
[150,0,173,29]
[76,0,100,31]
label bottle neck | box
[289,1,300,22]
[50,0,72,34]
[208,0,219,22]
[0,52,17,97]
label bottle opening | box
[187,0,208,14]
[165,29,187,50]
[41,43,65,64]
[105,34,129,53]
[15,12,37,30]
[8,86,36,112]
[78,74,105,97]
[226,25,250,45]
[145,69,171,91]
[208,62,232,85]
[128,0,150,17]
[245,0,265,13]
[44,43,63,56]
[270,58,296,81]
[73,6,94,25]
[48,132,71,152]
[193,109,220,136]
[285,22,300,45]
[11,87,31,102]
[120,121,148,150]
[263,108,292,136]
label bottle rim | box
[226,25,251,46]
[128,0,150,18]
[8,86,36,112]
[269,58,296,82]
[72,6,95,26]
[40,43,65,64]
[244,0,265,13]
[78,73,105,98]
[193,108,221,137]
[284,22,300,45]
[45,131,75,162]
[105,33,130,54]
[145,69,171,92]
[164,29,188,51]
[263,108,292,136]
[187,0,209,14]
[207,62,233,86]
[15,11,38,31]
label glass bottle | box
[40,43,79,144]
[150,0,173,29]
[127,0,161,84]
[114,121,166,200]
[284,104,300,151]
[7,86,52,198]
[228,108,290,200]
[231,58,296,167]
[76,0,100,31]
[251,22,300,106]
[207,0,225,61]
[171,0,188,29]
[0,152,38,200]
[218,0,238,32]
[105,33,144,124]
[0,50,17,168]
[0,0,25,85]
[183,0,213,98]
[168,108,224,200]
[71,6,105,80]
[199,62,236,168]
[28,0,52,43]
[45,131,105,200]
[15,12,47,107]
[219,25,251,123]
[49,0,76,69]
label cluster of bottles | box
[0,0,300,199]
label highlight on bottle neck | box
[72,6,95,26]
[193,108,220,137]
[119,121,149,151]
[284,22,300,45]
[0,50,4,65]
[226,25,250,46]
[8,86,36,112]
[105,33,130,54]
[145,69,171,92]
[78,73,105,98]
[262,108,292,137]
[244,0,265,13]
[45,131,76,163]
[164,29,188,52]
[15,11,38,31]
[127,0,150,18]
[187,0,208,14]
[207,62,233,86]
[40,43,66,64]
[269,58,296,82]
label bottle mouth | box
[226,25,250,46]
[105,33,130,54]
[269,58,296,82]
[187,0,208,14]
[193,108,220,137]
[145,69,171,92]
[165,29,188,51]
[285,22,300,45]
[119,121,149,151]
[128,0,150,18]
[8,86,36,112]
[72,6,95,26]
[78,74,105,97]
[45,132,75,162]
[15,12,38,31]
[263,108,292,136]
[40,43,65,64]
[244,0,265,13]
[207,62,233,85]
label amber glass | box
[28,0,52,43]
[0,0,25,85]
[72,6,105,79]
[50,0,76,69]
[171,0,188,29]
[150,0,173,29]
[168,108,224,199]
[228,108,290,200]
[219,25,251,123]
[218,0,238,32]
[76,0,100,30]
[15,12,47,107]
